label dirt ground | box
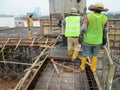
[0,79,19,90]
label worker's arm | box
[78,16,88,44]
[81,15,88,32]
[104,20,109,32]
[102,20,109,46]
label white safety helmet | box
[70,7,79,15]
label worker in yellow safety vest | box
[78,2,109,72]
[65,7,81,62]
[27,14,37,39]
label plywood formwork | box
[109,20,120,49]
[40,18,61,36]
[0,38,57,54]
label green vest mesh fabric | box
[65,16,80,37]
[84,13,108,44]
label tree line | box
[104,12,120,19]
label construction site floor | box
[0,27,119,90]
[33,44,98,90]
[34,61,97,90]
[50,44,68,57]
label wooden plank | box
[51,59,80,73]
[109,20,115,25]
[115,35,120,40]
[0,38,10,52]
[48,56,72,60]
[14,38,22,50]
[109,28,116,33]
[109,34,115,41]
[115,20,120,25]
[107,64,115,90]
[114,42,120,47]
[109,41,114,47]
[93,73,102,90]
[0,39,56,47]
[30,38,35,47]
[51,59,60,75]
[108,33,120,35]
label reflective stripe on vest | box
[84,13,108,44]
[65,16,80,37]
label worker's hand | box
[78,30,85,44]
[102,36,107,46]
[78,36,83,44]
[77,0,80,3]
[102,30,107,46]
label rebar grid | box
[34,60,98,90]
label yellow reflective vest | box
[27,18,33,27]
[84,13,108,44]
[65,16,80,37]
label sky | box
[0,0,49,16]
[0,0,120,16]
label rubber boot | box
[28,31,33,39]
[80,57,87,71]
[68,50,72,57]
[71,50,79,62]
[91,56,98,72]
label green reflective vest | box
[65,16,80,37]
[84,13,108,44]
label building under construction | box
[0,0,120,90]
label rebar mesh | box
[34,60,98,90]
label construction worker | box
[78,2,109,72]
[27,13,37,39]
[64,7,81,62]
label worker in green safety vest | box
[78,2,109,72]
[65,7,81,62]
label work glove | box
[78,30,85,44]
[102,30,107,46]
[78,36,83,44]
[102,35,107,46]
[77,0,80,3]
[57,21,62,28]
